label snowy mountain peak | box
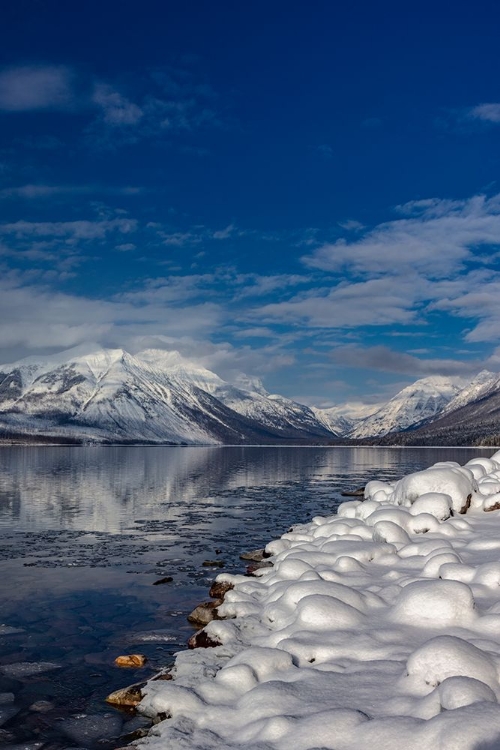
[348,375,465,439]
[0,344,334,444]
[231,374,269,397]
[442,370,500,415]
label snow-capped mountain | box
[0,345,335,444]
[311,402,378,437]
[379,372,500,446]
[344,376,465,439]
[1,344,500,445]
[441,370,500,415]
[213,381,332,437]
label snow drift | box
[137,450,500,750]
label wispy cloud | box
[0,65,74,111]
[0,270,222,354]
[0,217,136,240]
[304,194,500,278]
[0,184,143,199]
[468,103,500,124]
[253,276,420,329]
[92,84,143,126]
[0,63,224,149]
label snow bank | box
[138,452,500,750]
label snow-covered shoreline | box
[137,452,500,750]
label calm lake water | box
[0,445,496,748]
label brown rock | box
[187,629,222,649]
[105,681,145,707]
[209,580,233,599]
[187,600,222,627]
[114,654,148,668]
[152,576,173,585]
[152,670,173,681]
[202,560,224,567]
[484,501,500,512]
[245,560,273,576]
[459,493,472,515]
[239,548,266,562]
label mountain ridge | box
[1,345,500,445]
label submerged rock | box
[239,548,266,562]
[152,576,173,585]
[202,560,224,568]
[114,654,148,668]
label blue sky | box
[2,0,500,406]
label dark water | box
[0,445,496,748]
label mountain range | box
[0,344,499,445]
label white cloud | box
[430,276,500,343]
[0,273,299,384]
[0,274,222,354]
[305,194,500,278]
[469,103,500,123]
[254,276,422,329]
[0,65,73,111]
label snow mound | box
[391,580,476,628]
[406,635,498,692]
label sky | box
[2,0,500,407]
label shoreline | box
[122,450,500,750]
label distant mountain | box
[1,344,500,445]
[346,376,465,439]
[311,402,378,437]
[0,345,335,445]
[440,370,500,416]
[377,373,500,446]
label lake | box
[0,445,496,748]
